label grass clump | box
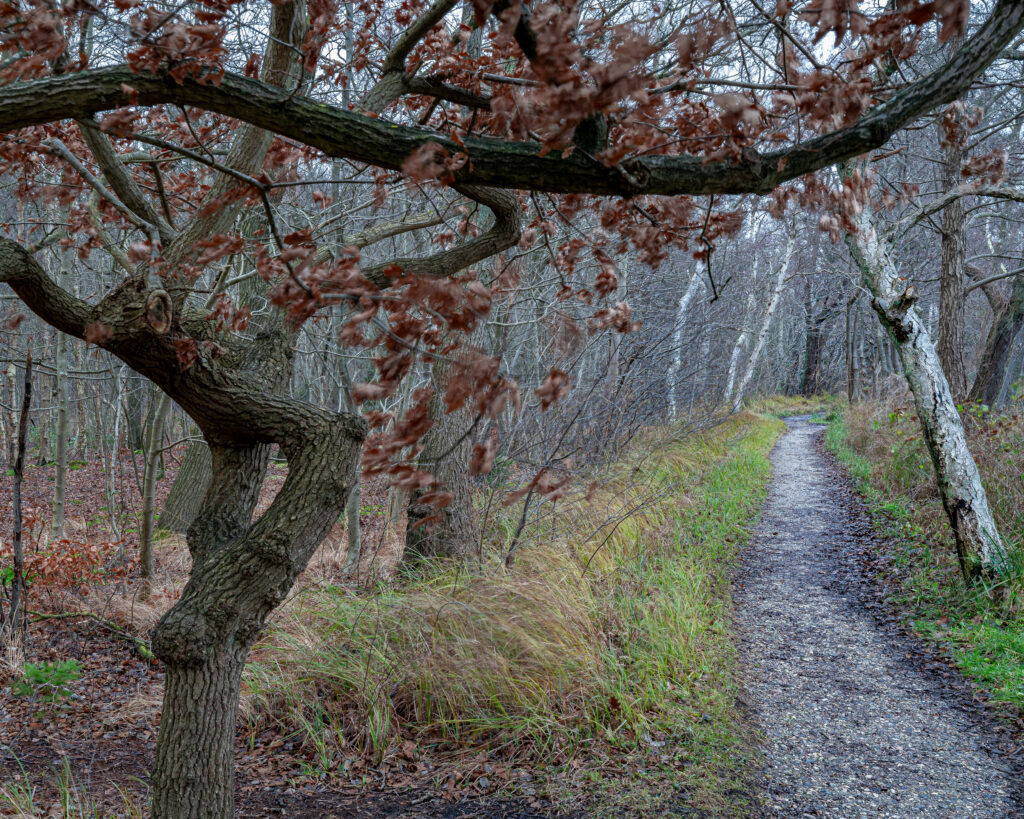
[245,412,784,815]
[827,402,1024,709]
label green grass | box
[246,412,784,816]
[826,405,1024,711]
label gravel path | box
[736,417,1021,819]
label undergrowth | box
[245,411,784,816]
[827,402,1024,710]
[0,757,146,818]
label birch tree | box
[844,182,1006,579]
[732,231,796,413]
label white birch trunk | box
[667,268,703,420]
[732,233,796,414]
[724,284,757,405]
[846,204,1006,579]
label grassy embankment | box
[827,402,1024,709]
[245,411,784,816]
[744,393,839,418]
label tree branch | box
[382,0,459,74]
[0,238,94,338]
[0,0,1019,196]
[965,265,1024,295]
[358,185,521,288]
[895,184,1024,234]
[77,120,176,244]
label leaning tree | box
[0,0,1022,815]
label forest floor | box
[0,458,556,817]
[736,416,1024,818]
[5,414,1024,817]
[0,616,563,818]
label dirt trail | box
[736,417,1021,819]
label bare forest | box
[1,0,1024,816]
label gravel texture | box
[735,417,1021,819]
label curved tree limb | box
[0,0,1019,197]
[894,184,1024,234]
[77,119,176,244]
[0,238,94,338]
[358,185,521,287]
[382,0,459,75]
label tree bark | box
[725,283,757,405]
[140,391,172,580]
[968,273,1024,407]
[405,360,476,562]
[732,232,795,413]
[846,203,1006,580]
[667,268,702,420]
[3,350,31,646]
[150,644,244,817]
[937,100,969,400]
[51,330,69,540]
[0,236,369,819]
[846,295,858,403]
[149,369,363,818]
[158,440,212,534]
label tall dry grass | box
[243,413,783,813]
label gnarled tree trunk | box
[152,400,362,816]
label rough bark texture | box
[846,206,1006,579]
[0,239,366,818]
[140,392,172,579]
[158,440,213,534]
[150,645,244,818]
[937,106,969,400]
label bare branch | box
[358,185,521,288]
[894,185,1024,233]
[382,0,459,74]
[0,239,93,339]
[77,120,176,243]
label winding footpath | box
[736,417,1021,819]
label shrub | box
[12,659,82,702]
